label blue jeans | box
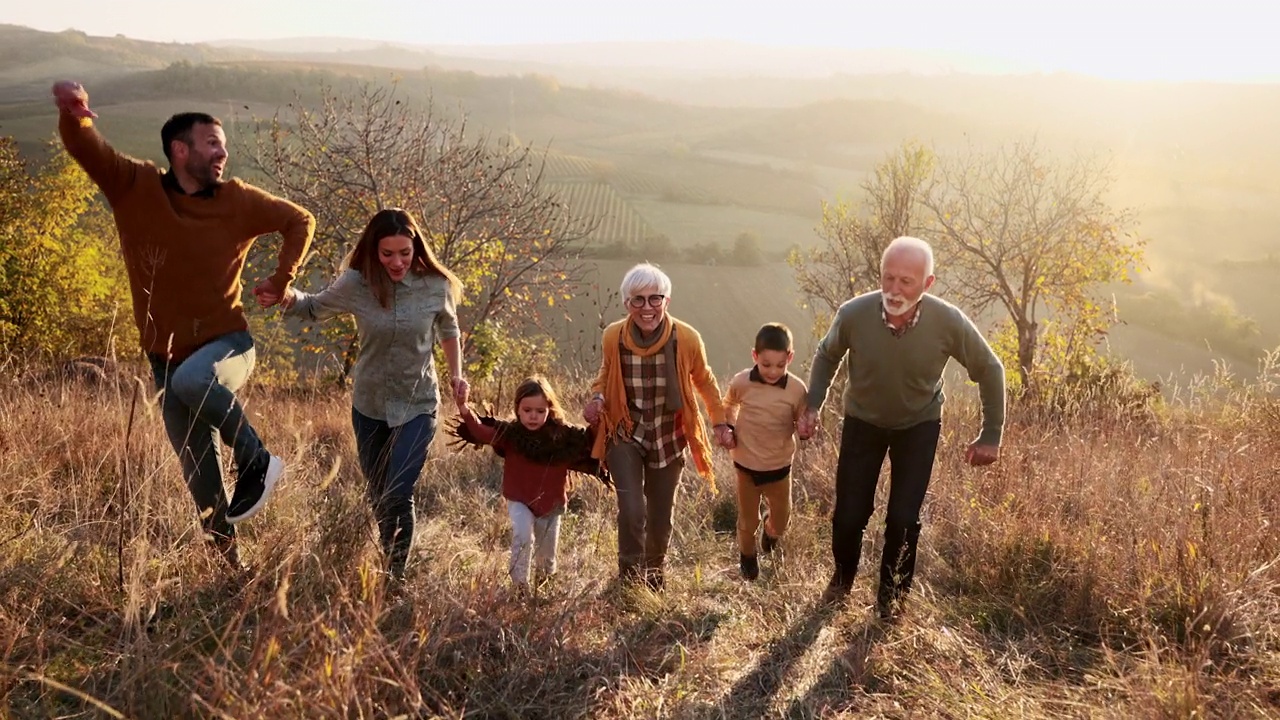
[351,408,437,575]
[148,331,266,549]
[831,416,942,604]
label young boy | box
[722,323,811,580]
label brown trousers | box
[736,469,792,555]
[609,441,685,575]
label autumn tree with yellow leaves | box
[0,138,132,361]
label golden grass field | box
[1,357,1278,718]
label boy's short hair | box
[754,323,793,353]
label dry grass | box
[1,362,1279,719]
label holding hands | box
[714,424,736,449]
[797,408,819,440]
[583,394,603,426]
[452,376,470,409]
[252,279,295,309]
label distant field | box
[595,151,824,216]
[548,181,659,245]
[630,199,820,251]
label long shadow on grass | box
[374,580,731,719]
[780,618,889,719]
[695,600,842,719]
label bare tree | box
[789,142,934,317]
[240,81,595,377]
[921,138,1145,390]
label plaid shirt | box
[618,333,686,469]
[881,301,922,338]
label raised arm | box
[52,81,140,205]
[457,405,498,446]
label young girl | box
[451,376,609,588]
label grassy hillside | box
[2,368,1277,717]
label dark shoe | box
[227,454,285,524]
[876,586,904,623]
[821,572,853,605]
[643,566,665,592]
[740,553,759,581]
[618,564,644,586]
[212,533,249,573]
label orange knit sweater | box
[590,317,726,488]
[58,113,315,360]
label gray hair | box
[881,236,935,277]
[620,263,672,301]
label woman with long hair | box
[258,207,468,580]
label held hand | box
[965,442,1000,467]
[720,426,738,450]
[583,397,603,425]
[451,376,470,407]
[252,279,284,308]
[52,81,96,119]
[458,403,475,422]
[797,408,819,439]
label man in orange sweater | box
[52,80,315,571]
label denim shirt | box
[288,268,461,427]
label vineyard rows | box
[548,181,658,245]
[538,152,720,204]
[538,152,606,179]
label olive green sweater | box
[806,292,1006,446]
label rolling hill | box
[2,25,1279,385]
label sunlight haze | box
[8,0,1280,82]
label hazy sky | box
[7,0,1280,81]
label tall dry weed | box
[0,362,1277,718]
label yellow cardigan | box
[590,317,727,488]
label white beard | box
[882,292,920,317]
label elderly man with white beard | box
[798,236,1006,620]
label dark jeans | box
[351,408,437,576]
[148,331,266,553]
[831,415,942,604]
[608,441,684,579]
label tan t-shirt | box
[723,367,808,473]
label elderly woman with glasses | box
[257,208,469,581]
[583,263,730,590]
